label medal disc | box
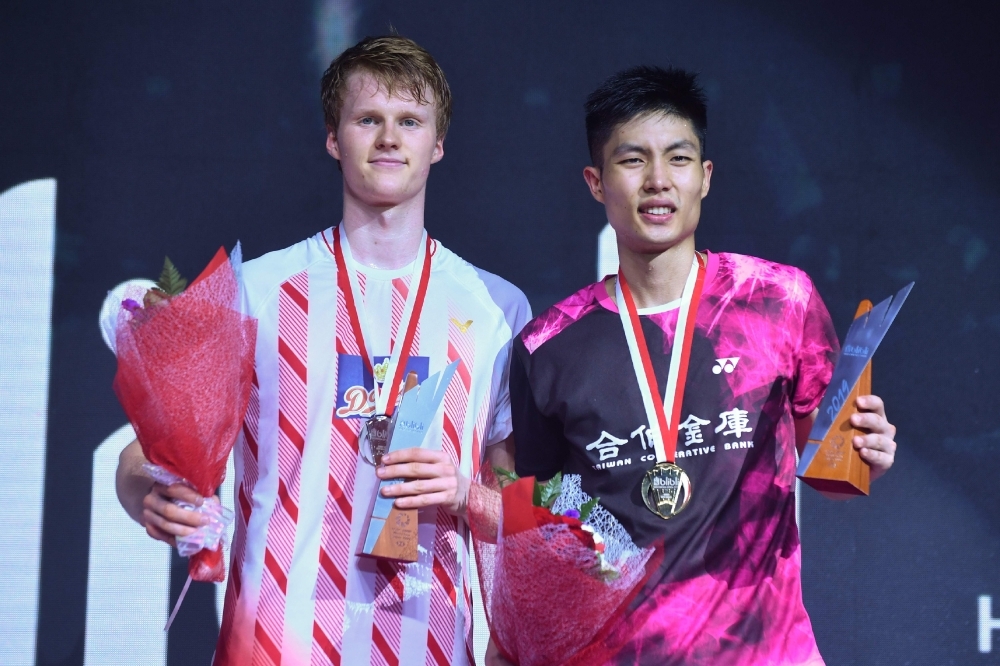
[360,414,394,465]
[641,462,692,519]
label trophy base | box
[357,504,419,562]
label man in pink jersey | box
[496,67,898,665]
[117,36,529,665]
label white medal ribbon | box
[338,224,428,415]
[615,257,700,464]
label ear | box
[700,159,713,199]
[326,130,341,161]
[430,134,445,165]
[583,165,605,203]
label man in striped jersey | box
[116,35,529,665]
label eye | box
[619,157,643,165]
[671,155,693,164]
[360,117,375,126]
[401,118,418,128]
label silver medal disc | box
[360,413,394,465]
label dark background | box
[2,0,998,664]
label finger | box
[157,482,204,505]
[849,411,896,438]
[381,477,454,498]
[378,461,453,481]
[853,433,896,456]
[856,446,894,474]
[393,491,454,510]
[144,493,208,528]
[381,448,448,466]
[145,523,178,546]
[143,507,200,538]
[855,394,886,417]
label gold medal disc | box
[641,462,693,519]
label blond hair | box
[321,35,452,137]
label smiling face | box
[583,112,712,256]
[327,71,444,210]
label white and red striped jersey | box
[214,229,530,666]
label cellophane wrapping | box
[468,469,661,666]
[112,245,257,582]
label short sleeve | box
[790,284,839,419]
[483,280,532,447]
[510,339,569,480]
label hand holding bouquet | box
[469,469,661,666]
[111,246,257,583]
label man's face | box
[327,72,444,209]
[583,113,712,255]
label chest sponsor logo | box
[334,354,429,419]
[712,357,740,374]
[450,317,473,333]
[587,407,756,469]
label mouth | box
[369,157,406,168]
[638,202,677,220]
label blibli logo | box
[334,354,429,418]
[842,344,870,358]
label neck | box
[341,189,426,270]
[614,239,696,309]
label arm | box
[116,438,207,545]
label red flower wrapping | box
[113,247,257,582]
[468,470,661,666]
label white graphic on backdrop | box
[0,179,56,666]
[980,595,1000,653]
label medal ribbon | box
[324,225,433,416]
[616,254,706,465]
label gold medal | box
[641,462,692,519]
[360,413,394,465]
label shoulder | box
[708,252,817,313]
[432,242,532,334]
[519,282,606,355]
[242,232,330,316]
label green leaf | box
[156,256,188,296]
[492,465,519,485]
[578,496,599,522]
[537,471,562,508]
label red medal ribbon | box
[324,226,433,416]
[617,254,706,463]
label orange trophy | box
[797,283,913,495]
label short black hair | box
[585,66,707,167]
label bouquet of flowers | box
[468,468,661,666]
[111,245,257,583]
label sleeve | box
[483,283,533,447]
[510,339,569,481]
[790,282,840,419]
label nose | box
[643,157,672,193]
[376,121,400,151]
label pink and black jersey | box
[511,252,837,666]
[214,229,530,666]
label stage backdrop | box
[1,1,998,664]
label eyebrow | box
[610,139,699,158]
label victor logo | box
[450,317,473,333]
[712,357,740,374]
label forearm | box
[116,439,153,525]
